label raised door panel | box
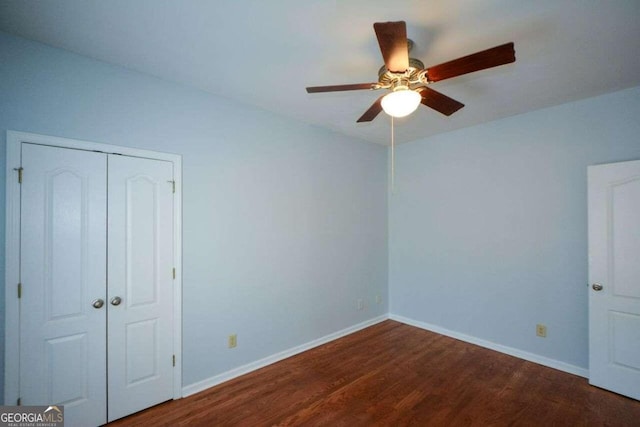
[20,143,107,426]
[611,178,640,298]
[107,155,174,422]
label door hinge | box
[17,397,21,406]
[168,180,175,193]
[14,167,23,184]
[17,283,22,299]
[172,355,176,367]
[173,268,176,280]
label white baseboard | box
[182,314,389,397]
[183,313,588,398]
[389,314,588,378]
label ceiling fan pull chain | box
[391,115,395,194]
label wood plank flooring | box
[109,320,640,426]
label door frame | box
[4,130,183,404]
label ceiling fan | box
[306,21,515,122]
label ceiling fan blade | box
[357,96,384,122]
[306,83,377,93]
[374,21,409,73]
[426,42,515,82]
[418,87,464,116]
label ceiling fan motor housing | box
[377,38,426,89]
[378,57,426,89]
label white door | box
[107,155,175,421]
[588,159,640,400]
[18,143,176,425]
[20,143,107,426]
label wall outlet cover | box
[228,334,237,348]
[536,324,547,338]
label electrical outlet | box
[228,334,237,348]
[536,324,547,338]
[375,294,382,304]
[357,299,364,310]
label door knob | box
[92,299,105,309]
[592,283,603,291]
[110,296,122,306]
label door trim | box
[4,130,183,404]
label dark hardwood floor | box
[109,320,640,426]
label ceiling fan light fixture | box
[381,89,421,118]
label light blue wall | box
[389,86,640,369]
[3,28,640,404]
[0,32,388,400]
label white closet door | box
[20,143,107,426]
[107,155,175,422]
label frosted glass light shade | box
[381,90,421,118]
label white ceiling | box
[1,1,639,145]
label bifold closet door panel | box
[106,155,175,422]
[20,143,108,426]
